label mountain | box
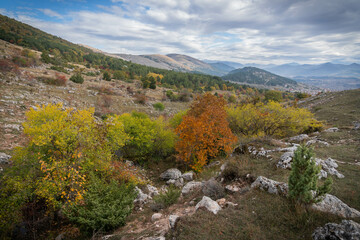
[203,60,244,69]
[115,53,231,76]
[223,67,297,87]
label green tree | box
[70,73,84,84]
[265,90,283,102]
[153,102,165,111]
[103,71,111,81]
[288,145,332,205]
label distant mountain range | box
[223,67,297,87]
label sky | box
[1,0,360,65]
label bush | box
[153,185,181,208]
[169,110,188,129]
[70,73,84,84]
[134,93,147,104]
[103,71,111,81]
[153,102,165,111]
[64,176,136,235]
[288,145,332,205]
[265,90,283,102]
[50,65,68,74]
[176,93,237,171]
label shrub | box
[134,93,147,104]
[113,70,126,80]
[265,90,283,102]
[169,110,188,129]
[103,71,111,81]
[70,73,84,84]
[64,176,136,235]
[176,93,237,171]
[153,102,165,111]
[153,185,181,208]
[228,94,237,103]
[288,145,332,205]
[227,101,321,138]
[50,65,68,73]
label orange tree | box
[175,93,237,171]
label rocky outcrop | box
[134,187,150,205]
[182,181,203,195]
[324,127,339,133]
[251,176,288,196]
[167,178,184,187]
[312,220,360,240]
[147,184,160,197]
[289,134,309,142]
[181,172,194,181]
[195,196,221,214]
[306,139,330,147]
[202,178,225,200]
[0,152,11,164]
[311,194,360,218]
[277,151,294,169]
[168,215,179,229]
[160,168,182,180]
[315,158,344,179]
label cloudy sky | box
[1,0,360,64]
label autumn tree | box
[175,93,237,171]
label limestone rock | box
[151,213,162,222]
[182,181,203,195]
[315,158,344,179]
[195,196,221,214]
[324,127,339,133]
[0,152,11,164]
[167,178,184,187]
[202,178,225,200]
[169,215,179,229]
[289,134,309,142]
[277,152,294,169]
[312,194,360,218]
[251,176,288,196]
[134,187,150,205]
[216,198,226,207]
[312,220,360,240]
[160,168,182,180]
[306,139,330,147]
[147,185,159,197]
[181,172,194,181]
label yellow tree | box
[175,93,237,171]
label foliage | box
[288,145,332,204]
[227,101,322,138]
[265,90,283,102]
[153,102,165,111]
[103,71,111,81]
[176,93,237,171]
[70,73,84,84]
[63,176,136,235]
[153,185,181,208]
[169,110,188,129]
[228,94,237,103]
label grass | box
[168,190,342,240]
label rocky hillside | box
[223,67,298,87]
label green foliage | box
[169,110,188,129]
[113,70,126,80]
[153,102,165,111]
[153,185,181,208]
[64,176,136,234]
[70,73,84,84]
[149,76,156,89]
[49,65,68,73]
[288,145,332,204]
[227,101,322,138]
[265,90,283,102]
[103,71,111,81]
[228,94,237,103]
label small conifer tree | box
[288,145,332,204]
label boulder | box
[306,139,330,147]
[216,198,226,207]
[147,185,159,197]
[312,220,360,240]
[0,152,11,164]
[160,168,182,180]
[312,194,360,218]
[202,178,225,200]
[181,172,194,181]
[134,187,150,205]
[289,134,309,142]
[167,178,184,187]
[251,176,288,196]
[324,127,339,133]
[195,196,221,214]
[151,213,162,222]
[315,158,344,179]
[182,181,203,195]
[168,215,179,229]
[277,152,294,169]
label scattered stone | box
[195,196,221,214]
[151,213,162,222]
[312,194,360,218]
[202,178,225,200]
[181,172,194,181]
[160,168,182,180]
[353,122,360,130]
[277,152,294,169]
[306,139,330,147]
[216,198,226,207]
[324,127,339,133]
[167,178,184,187]
[225,184,240,193]
[289,134,309,142]
[147,185,159,197]
[225,202,238,207]
[134,187,150,205]
[251,176,288,196]
[144,237,165,240]
[169,215,179,229]
[0,152,11,164]
[4,124,22,131]
[315,158,344,179]
[182,181,203,195]
[312,220,360,240]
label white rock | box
[225,184,240,193]
[312,194,360,218]
[277,152,294,169]
[251,176,288,196]
[0,152,11,164]
[306,139,330,147]
[181,172,194,181]
[289,134,309,142]
[312,220,360,240]
[195,196,221,214]
[147,185,159,197]
[169,215,179,229]
[151,213,163,222]
[160,168,182,180]
[134,187,150,205]
[182,181,203,195]
[324,127,339,133]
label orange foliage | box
[175,93,237,171]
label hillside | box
[223,67,298,87]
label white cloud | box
[38,9,63,19]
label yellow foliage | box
[147,72,163,80]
